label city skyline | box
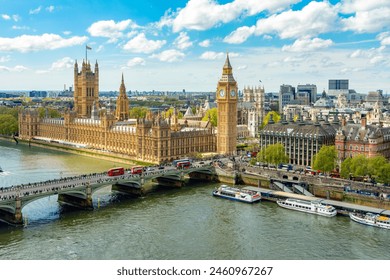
[1,0,390,94]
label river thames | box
[0,139,389,260]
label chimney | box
[361,117,367,128]
[341,115,346,127]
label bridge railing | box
[0,165,215,203]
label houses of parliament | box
[18,55,238,163]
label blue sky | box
[1,0,390,94]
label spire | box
[120,73,126,93]
[115,74,129,121]
[223,52,232,69]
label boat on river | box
[276,198,337,217]
[212,185,261,203]
[349,212,390,229]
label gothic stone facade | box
[216,54,238,155]
[19,109,216,163]
[18,59,216,164]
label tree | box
[244,143,259,152]
[340,157,353,179]
[256,143,288,165]
[261,111,281,129]
[367,155,387,178]
[129,107,150,119]
[350,154,369,177]
[377,163,390,184]
[312,145,337,173]
[0,114,18,135]
[202,108,217,126]
[162,108,183,119]
[37,107,61,118]
[0,107,18,119]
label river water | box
[0,139,389,260]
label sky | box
[1,0,390,94]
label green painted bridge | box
[0,165,216,225]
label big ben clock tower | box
[216,53,238,155]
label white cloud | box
[199,39,210,47]
[63,31,72,35]
[340,0,390,13]
[50,57,74,71]
[123,33,166,54]
[237,65,247,70]
[341,7,390,33]
[87,19,139,43]
[126,57,146,67]
[0,65,28,72]
[376,32,390,48]
[283,55,307,63]
[369,55,385,65]
[223,1,338,44]
[2,14,20,22]
[263,35,273,40]
[171,0,300,32]
[200,51,239,60]
[0,33,88,53]
[347,46,389,66]
[0,55,10,63]
[1,14,11,20]
[12,25,30,30]
[12,15,20,22]
[96,45,104,53]
[29,6,42,15]
[46,6,55,13]
[126,30,138,38]
[350,49,363,58]
[255,1,338,39]
[224,26,256,44]
[151,49,185,62]
[173,32,192,50]
[156,8,175,29]
[199,51,224,60]
[282,37,333,52]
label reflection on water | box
[1,139,390,260]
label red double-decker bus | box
[131,166,143,174]
[107,167,125,176]
[177,161,191,169]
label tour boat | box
[212,185,261,203]
[276,198,337,217]
[349,212,390,230]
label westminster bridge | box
[0,165,216,225]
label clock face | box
[219,89,225,97]
[230,90,236,97]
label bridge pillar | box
[112,182,144,197]
[58,184,93,209]
[14,197,23,224]
[0,197,23,226]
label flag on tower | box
[86,45,92,50]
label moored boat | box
[349,212,390,229]
[276,198,337,217]
[212,185,261,203]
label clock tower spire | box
[216,53,238,155]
